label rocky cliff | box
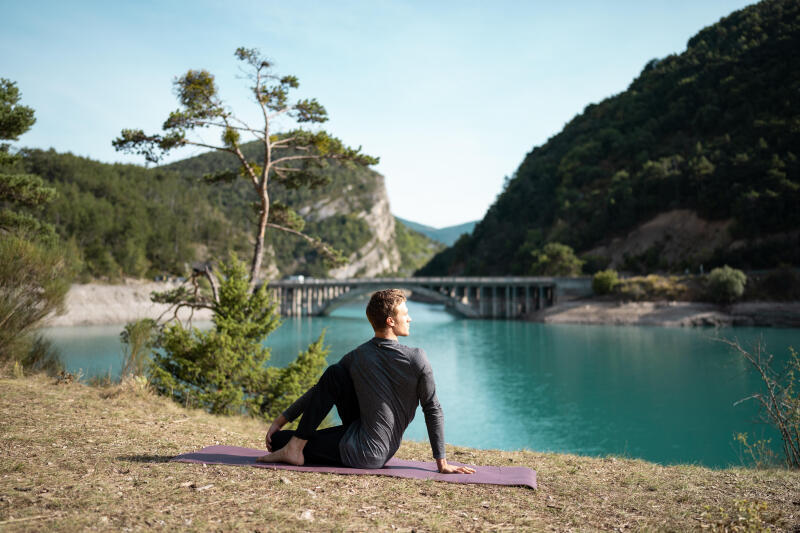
[165,142,404,279]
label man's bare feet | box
[256,436,307,465]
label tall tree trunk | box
[249,192,269,293]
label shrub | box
[120,319,157,379]
[615,274,693,301]
[707,265,747,303]
[723,338,800,469]
[592,269,620,295]
[146,256,328,419]
[530,242,585,276]
[0,234,73,368]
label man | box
[257,289,475,474]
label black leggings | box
[271,362,359,465]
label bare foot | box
[256,436,306,466]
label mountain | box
[395,217,478,246]
[23,145,439,280]
[419,0,800,276]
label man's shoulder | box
[396,343,429,367]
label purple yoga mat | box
[171,445,537,489]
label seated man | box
[258,289,475,474]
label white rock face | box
[328,176,401,279]
[262,174,402,279]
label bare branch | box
[270,136,297,147]
[265,222,341,262]
[183,139,236,154]
[271,154,324,166]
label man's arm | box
[264,385,315,451]
[265,413,287,451]
[416,351,475,474]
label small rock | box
[280,477,291,485]
[195,484,214,491]
[300,509,314,521]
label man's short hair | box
[366,289,406,330]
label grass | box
[1,374,799,531]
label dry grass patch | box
[1,374,799,531]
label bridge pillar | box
[524,286,530,315]
[511,286,517,318]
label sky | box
[2,0,755,228]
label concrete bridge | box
[265,277,592,319]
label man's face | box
[388,301,412,336]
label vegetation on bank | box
[0,79,77,371]
[590,265,800,303]
[420,0,800,276]
[1,373,798,532]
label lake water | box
[43,300,799,468]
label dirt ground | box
[1,374,799,531]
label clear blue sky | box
[2,0,754,228]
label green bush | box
[707,265,747,303]
[592,269,620,295]
[146,256,328,419]
[0,234,74,367]
[120,319,157,379]
[530,242,584,276]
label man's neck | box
[373,329,398,341]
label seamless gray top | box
[283,337,446,469]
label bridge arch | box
[319,284,469,317]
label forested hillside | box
[420,0,799,276]
[21,145,438,280]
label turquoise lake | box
[43,300,799,468]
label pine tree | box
[0,79,73,367]
[115,49,377,418]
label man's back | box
[338,337,445,469]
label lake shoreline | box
[47,281,800,328]
[529,299,800,328]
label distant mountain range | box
[394,217,478,246]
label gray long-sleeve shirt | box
[282,337,446,469]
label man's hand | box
[265,414,288,451]
[436,458,476,474]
